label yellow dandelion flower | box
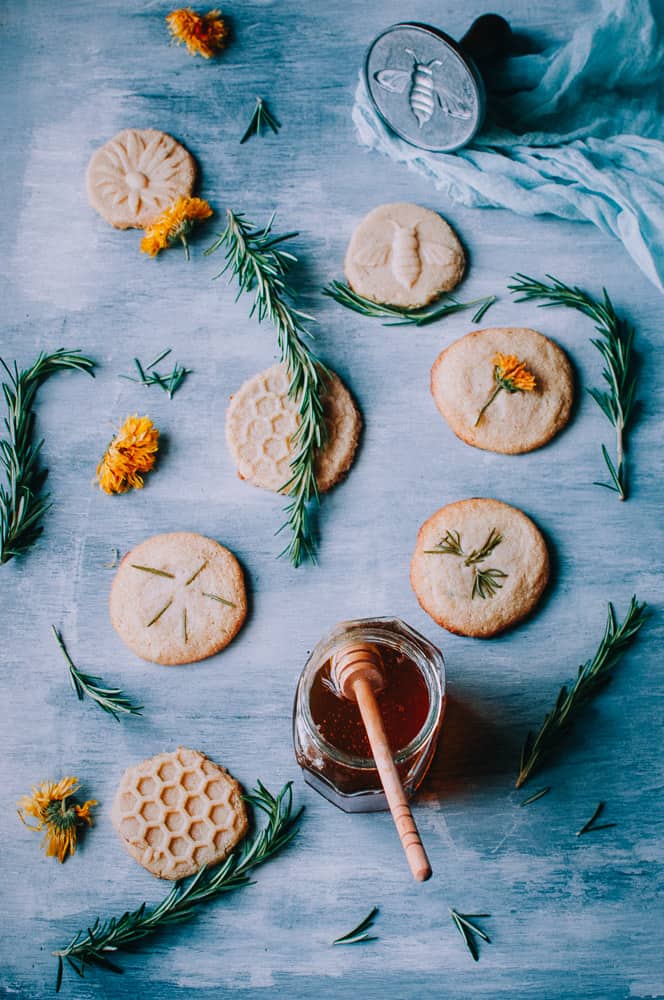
[475,353,537,426]
[140,196,213,259]
[96,414,159,495]
[18,776,97,863]
[166,8,230,59]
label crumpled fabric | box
[352,0,664,291]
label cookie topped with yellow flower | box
[430,326,574,454]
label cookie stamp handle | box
[332,642,432,883]
[460,13,512,62]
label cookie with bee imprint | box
[344,202,465,309]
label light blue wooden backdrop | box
[1,1,662,998]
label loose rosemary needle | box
[323,280,496,327]
[517,597,647,788]
[205,209,329,566]
[449,909,492,961]
[0,349,95,564]
[240,97,281,143]
[53,782,302,990]
[576,801,616,837]
[332,906,379,945]
[53,626,142,722]
[119,348,191,399]
[509,273,638,500]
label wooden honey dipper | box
[331,641,432,882]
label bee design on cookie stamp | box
[374,50,473,128]
[353,221,454,289]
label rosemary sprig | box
[509,274,638,499]
[517,597,647,788]
[206,209,330,566]
[471,566,507,600]
[464,528,502,566]
[323,280,496,327]
[0,349,95,564]
[53,626,142,722]
[332,906,379,945]
[119,348,191,399]
[53,781,302,990]
[240,97,281,143]
[425,528,507,600]
[449,909,491,961]
[576,801,616,837]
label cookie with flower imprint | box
[86,129,196,229]
[410,498,549,638]
[110,532,247,665]
[225,363,361,493]
[344,202,466,309]
[430,327,574,454]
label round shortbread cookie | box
[344,202,465,309]
[111,747,248,880]
[410,498,549,638]
[430,327,574,455]
[225,364,361,493]
[110,532,247,665]
[86,128,196,229]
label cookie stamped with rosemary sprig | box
[411,498,550,638]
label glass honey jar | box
[293,617,445,812]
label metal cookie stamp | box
[365,15,511,153]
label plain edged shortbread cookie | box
[344,202,465,309]
[87,128,196,229]
[431,327,574,454]
[226,363,361,493]
[111,748,248,880]
[110,532,247,665]
[410,498,549,638]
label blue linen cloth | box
[352,0,664,291]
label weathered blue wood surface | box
[1,1,663,998]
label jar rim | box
[297,617,445,771]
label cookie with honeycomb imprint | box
[110,532,247,666]
[111,747,248,880]
[86,128,196,229]
[225,363,361,493]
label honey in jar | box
[293,618,445,812]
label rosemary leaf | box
[131,564,175,579]
[201,592,236,607]
[323,280,496,327]
[146,598,174,627]
[240,97,281,143]
[576,801,616,836]
[333,907,379,945]
[53,626,142,722]
[0,349,95,564]
[517,597,647,787]
[449,909,492,961]
[519,786,551,807]
[509,274,638,500]
[53,782,303,989]
[120,350,190,400]
[206,210,329,566]
[185,560,208,585]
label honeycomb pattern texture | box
[111,747,248,880]
[225,363,362,493]
[86,129,196,229]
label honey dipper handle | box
[353,676,432,882]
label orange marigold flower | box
[18,776,97,863]
[96,414,159,495]
[166,7,229,59]
[475,353,536,426]
[140,196,213,259]
[493,353,537,393]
